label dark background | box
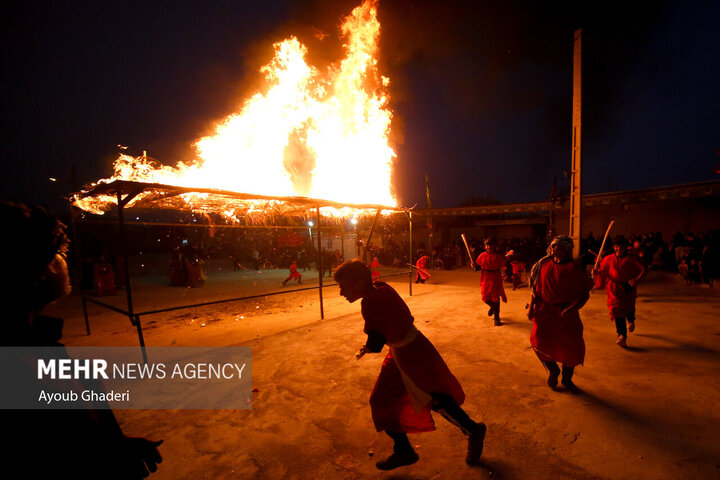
[2,0,719,212]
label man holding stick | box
[415,253,431,283]
[476,238,507,326]
[528,235,593,393]
[593,235,646,347]
[334,260,486,470]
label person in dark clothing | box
[0,201,163,479]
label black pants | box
[385,393,478,452]
[614,309,636,336]
[485,300,500,319]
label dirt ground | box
[47,266,720,480]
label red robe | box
[286,262,302,281]
[415,256,430,281]
[184,259,205,288]
[371,259,380,281]
[94,262,116,296]
[597,254,644,318]
[529,259,591,367]
[476,251,507,303]
[361,283,465,433]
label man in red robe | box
[528,235,592,393]
[281,260,302,286]
[94,255,116,296]
[370,256,381,282]
[476,238,507,326]
[593,235,646,347]
[415,254,430,283]
[334,260,486,470]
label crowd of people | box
[5,197,719,475]
[420,229,720,288]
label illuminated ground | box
[50,267,720,480]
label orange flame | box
[74,0,395,216]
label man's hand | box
[121,437,164,478]
[628,278,638,287]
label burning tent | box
[72,0,397,221]
[68,1,411,354]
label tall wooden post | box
[569,28,582,258]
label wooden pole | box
[362,208,382,264]
[569,28,583,259]
[461,234,475,270]
[593,220,615,275]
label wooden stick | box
[406,262,430,278]
[461,234,476,270]
[593,220,615,274]
[362,208,382,263]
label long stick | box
[406,262,430,278]
[362,208,382,263]
[461,234,476,270]
[593,220,615,273]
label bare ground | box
[48,267,720,480]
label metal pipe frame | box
[76,182,412,351]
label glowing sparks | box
[74,0,396,216]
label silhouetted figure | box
[334,260,486,470]
[0,201,163,479]
[169,249,187,286]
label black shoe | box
[375,451,419,470]
[561,378,581,394]
[466,423,487,465]
[494,318,502,326]
[543,361,560,389]
[487,306,495,317]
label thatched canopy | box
[73,180,409,219]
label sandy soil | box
[47,267,720,480]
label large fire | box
[74,0,396,216]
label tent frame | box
[72,180,414,361]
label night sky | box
[2,0,719,212]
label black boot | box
[376,431,419,470]
[430,393,486,465]
[466,422,486,466]
[543,361,560,389]
[493,302,502,326]
[486,301,495,317]
[561,365,581,394]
